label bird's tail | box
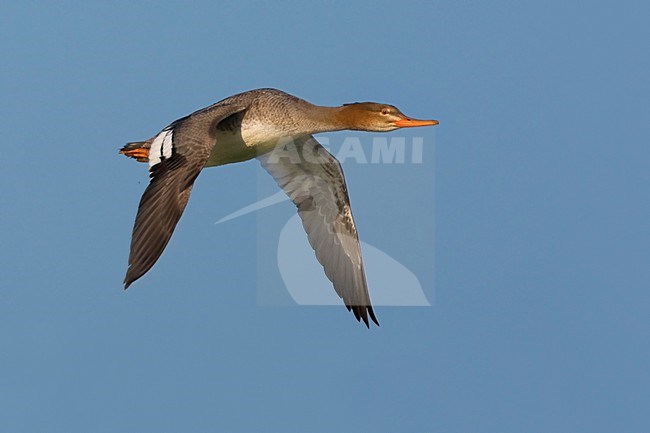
[119,141,151,163]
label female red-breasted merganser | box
[120,88,438,326]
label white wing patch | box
[148,128,174,168]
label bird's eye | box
[381,108,391,115]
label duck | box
[120,88,438,327]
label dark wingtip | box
[349,305,379,328]
[123,267,136,290]
[368,306,380,327]
[361,312,370,328]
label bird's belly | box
[204,123,293,167]
[205,133,255,167]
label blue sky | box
[1,1,649,432]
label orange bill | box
[393,118,439,128]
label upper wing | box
[258,135,379,326]
[123,104,247,288]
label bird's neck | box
[292,104,362,134]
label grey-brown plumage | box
[121,88,438,327]
[123,104,247,289]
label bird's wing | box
[258,135,379,326]
[124,104,247,288]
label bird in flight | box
[120,88,438,326]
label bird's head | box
[339,102,438,132]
